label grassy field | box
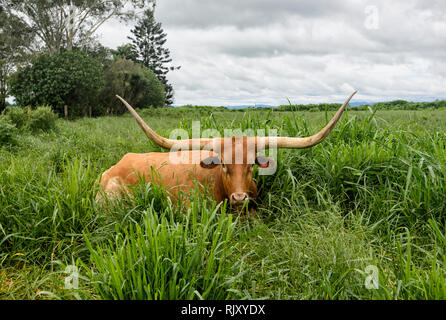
[1,107,445,299]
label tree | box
[111,44,138,61]
[129,3,180,105]
[8,50,104,117]
[99,58,165,114]
[0,6,33,112]
[1,0,153,54]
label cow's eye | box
[248,165,254,172]
[222,164,228,173]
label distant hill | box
[349,101,375,107]
[226,104,275,109]
[224,101,374,109]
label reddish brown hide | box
[96,138,270,207]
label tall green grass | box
[85,189,242,300]
[0,108,445,299]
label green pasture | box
[0,107,445,299]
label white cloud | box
[97,0,446,105]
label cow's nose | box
[230,193,248,204]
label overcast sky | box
[97,0,446,106]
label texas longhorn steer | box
[96,91,357,207]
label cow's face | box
[200,138,274,206]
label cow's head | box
[199,136,275,205]
[116,91,357,206]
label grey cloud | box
[162,0,446,60]
[155,0,356,29]
[98,0,446,105]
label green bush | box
[4,106,58,132]
[28,106,58,132]
[99,59,165,114]
[4,106,28,128]
[0,117,17,146]
[8,50,104,118]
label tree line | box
[276,99,446,112]
[0,0,179,118]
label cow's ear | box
[255,156,274,168]
[200,156,221,169]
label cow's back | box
[96,151,224,203]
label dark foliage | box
[8,50,104,118]
[128,4,180,105]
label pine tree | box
[129,4,179,105]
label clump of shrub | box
[99,58,165,114]
[8,50,104,118]
[3,106,58,132]
[27,106,58,132]
[4,106,28,128]
[0,117,18,146]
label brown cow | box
[96,91,357,208]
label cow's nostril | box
[231,193,248,203]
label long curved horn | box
[254,90,357,149]
[118,90,356,152]
[116,95,215,150]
